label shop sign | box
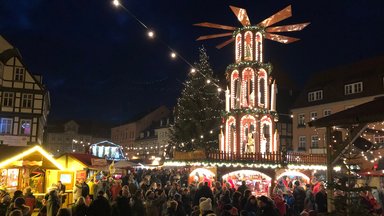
[76,170,86,181]
[91,158,107,166]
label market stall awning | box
[309,96,384,128]
[0,145,63,170]
[58,153,109,170]
[114,160,138,168]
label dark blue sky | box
[1,0,384,124]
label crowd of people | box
[1,168,384,216]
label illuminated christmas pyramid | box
[195,5,309,155]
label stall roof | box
[309,96,384,128]
[0,145,63,170]
[58,153,109,171]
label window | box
[298,114,305,126]
[311,135,319,148]
[0,118,13,134]
[308,90,323,102]
[324,109,332,117]
[374,135,384,145]
[2,92,14,107]
[299,136,306,150]
[14,68,24,81]
[310,112,318,121]
[21,94,33,108]
[19,119,31,135]
[345,82,363,95]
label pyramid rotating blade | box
[258,5,292,27]
[216,38,235,49]
[196,32,233,41]
[265,33,300,44]
[193,22,236,31]
[265,22,310,33]
[229,5,251,26]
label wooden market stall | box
[0,145,64,194]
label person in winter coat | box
[293,181,306,215]
[88,191,111,216]
[6,197,30,216]
[256,196,279,216]
[71,196,87,216]
[145,190,166,216]
[130,190,145,216]
[73,181,82,202]
[112,189,131,216]
[273,190,286,216]
[46,190,60,216]
[243,195,258,215]
[315,185,327,213]
[304,186,315,211]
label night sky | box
[1,0,384,124]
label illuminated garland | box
[226,61,273,75]
[222,108,279,119]
[163,160,281,169]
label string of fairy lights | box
[111,0,222,90]
[111,0,303,154]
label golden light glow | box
[112,0,120,7]
[276,170,310,181]
[190,68,196,73]
[189,168,215,177]
[171,52,177,58]
[0,146,64,170]
[147,30,155,38]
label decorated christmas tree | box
[170,47,223,154]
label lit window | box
[299,136,306,150]
[311,135,319,148]
[2,92,14,107]
[20,119,31,135]
[374,135,384,144]
[310,112,318,120]
[308,90,323,102]
[344,82,363,95]
[0,118,13,134]
[21,94,33,108]
[323,109,332,117]
[14,68,24,81]
[298,114,305,126]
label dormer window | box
[308,90,323,102]
[345,82,363,95]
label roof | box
[63,153,103,167]
[118,105,170,125]
[46,119,112,138]
[0,145,63,170]
[309,96,384,128]
[293,56,384,109]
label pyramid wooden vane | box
[194,5,310,49]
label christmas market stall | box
[222,170,271,196]
[0,145,63,194]
[188,167,217,186]
[55,153,109,203]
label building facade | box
[0,36,50,146]
[111,106,170,148]
[132,116,173,159]
[291,56,384,154]
[45,120,109,155]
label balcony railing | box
[205,151,326,165]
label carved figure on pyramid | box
[246,133,255,153]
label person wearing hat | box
[6,197,30,216]
[199,197,213,215]
[256,196,279,216]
